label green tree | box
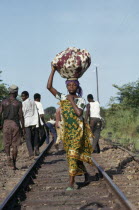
[113,79,139,109]
[44,106,56,120]
[0,71,8,101]
[0,71,8,149]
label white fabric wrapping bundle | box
[52,47,91,79]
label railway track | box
[104,138,139,161]
[93,138,139,209]
[0,138,137,210]
[0,140,54,210]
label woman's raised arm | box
[47,65,58,97]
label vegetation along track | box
[0,138,137,210]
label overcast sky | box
[0,0,139,108]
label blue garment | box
[45,123,57,144]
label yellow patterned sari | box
[60,99,93,176]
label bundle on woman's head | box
[52,47,91,78]
[52,47,91,97]
[65,79,83,97]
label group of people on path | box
[21,91,47,157]
[0,65,102,190]
[0,86,50,169]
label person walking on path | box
[34,93,47,147]
[47,65,94,190]
[0,85,25,169]
[55,106,64,150]
[21,91,39,156]
[45,116,57,144]
[55,107,62,144]
[85,94,102,153]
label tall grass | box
[101,108,139,151]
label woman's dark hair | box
[65,80,83,97]
[21,91,29,97]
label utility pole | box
[95,66,99,102]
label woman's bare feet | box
[69,175,75,188]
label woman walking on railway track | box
[47,64,94,190]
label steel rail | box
[0,139,54,210]
[92,157,137,210]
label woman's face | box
[67,81,78,94]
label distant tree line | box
[112,79,139,109]
[0,71,8,101]
[44,106,56,121]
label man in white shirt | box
[85,94,102,153]
[34,93,47,147]
[21,91,39,157]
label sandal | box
[66,187,74,191]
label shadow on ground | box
[106,156,133,179]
